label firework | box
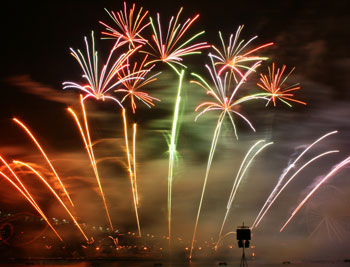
[211,25,273,82]
[114,55,161,237]
[216,140,273,245]
[0,157,63,242]
[167,69,185,243]
[122,109,141,237]
[62,31,140,106]
[145,7,209,243]
[145,7,210,69]
[280,156,350,232]
[115,55,160,113]
[100,2,150,48]
[192,56,267,139]
[13,161,89,241]
[257,63,307,107]
[189,56,269,259]
[252,131,338,228]
[13,118,74,207]
[63,32,144,231]
[67,98,114,231]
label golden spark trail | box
[280,156,350,232]
[122,108,141,236]
[0,156,41,212]
[80,97,114,231]
[13,161,89,241]
[189,112,225,259]
[133,123,139,205]
[0,169,63,242]
[67,97,114,231]
[13,118,74,207]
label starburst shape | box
[211,25,273,82]
[115,55,161,113]
[99,2,150,48]
[257,63,306,107]
[145,7,210,69]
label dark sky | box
[1,0,350,261]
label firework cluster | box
[1,1,349,261]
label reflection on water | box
[1,260,350,267]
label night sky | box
[1,0,350,261]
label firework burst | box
[211,25,273,82]
[63,31,140,106]
[100,2,150,48]
[192,55,268,138]
[145,7,210,69]
[257,63,307,107]
[115,55,160,114]
[189,55,269,259]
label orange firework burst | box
[257,63,307,107]
[100,2,150,48]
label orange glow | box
[13,118,74,207]
[13,160,89,241]
[122,109,141,237]
[0,168,63,242]
[67,96,114,231]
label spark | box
[217,140,273,244]
[115,55,161,113]
[13,118,74,207]
[0,157,63,242]
[67,96,114,231]
[145,7,210,68]
[100,2,150,48]
[167,69,184,243]
[192,55,268,139]
[13,161,89,241]
[211,25,273,82]
[280,156,350,232]
[257,63,307,107]
[63,31,141,106]
[145,7,208,243]
[252,131,338,228]
[133,123,138,206]
[189,57,268,259]
[122,109,141,237]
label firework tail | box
[253,150,339,228]
[215,231,236,250]
[67,96,114,231]
[216,140,273,244]
[14,160,89,241]
[280,156,350,232]
[13,118,74,207]
[189,112,225,259]
[252,131,338,228]
[0,157,63,242]
[133,123,138,205]
[122,108,141,237]
[167,68,185,244]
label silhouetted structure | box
[237,223,250,267]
